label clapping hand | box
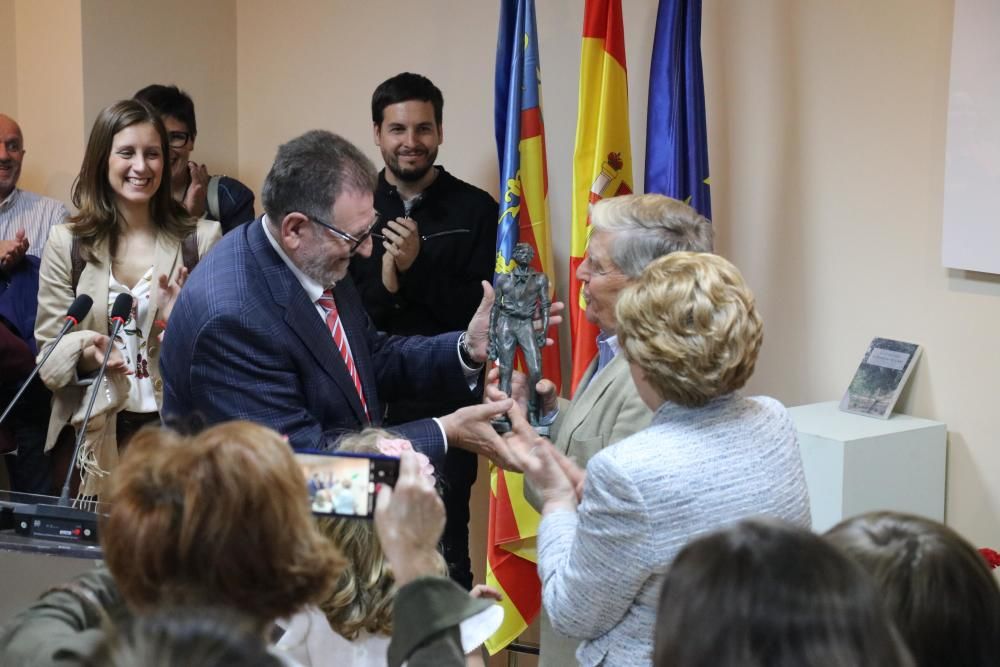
[382,216,421,272]
[0,228,29,272]
[183,162,210,217]
[156,265,190,324]
[500,401,584,511]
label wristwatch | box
[458,332,480,367]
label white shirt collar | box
[261,215,327,303]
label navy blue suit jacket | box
[160,218,474,460]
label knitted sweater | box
[537,393,811,667]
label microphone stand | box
[58,312,129,507]
[0,317,79,426]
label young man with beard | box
[349,73,499,589]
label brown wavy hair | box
[825,512,1000,667]
[655,519,914,667]
[317,429,446,639]
[70,99,193,257]
[100,422,346,627]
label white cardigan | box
[537,394,811,666]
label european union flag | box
[645,0,712,219]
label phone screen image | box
[295,451,399,519]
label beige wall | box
[7,0,996,566]
[702,0,999,549]
[0,0,17,116]
[235,0,999,564]
[5,0,238,207]
[80,0,239,176]
[13,0,85,202]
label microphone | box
[58,293,133,506]
[0,294,93,427]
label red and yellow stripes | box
[569,0,634,392]
[484,467,541,654]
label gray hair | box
[591,194,713,278]
[262,130,377,224]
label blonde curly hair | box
[317,429,447,640]
[615,252,762,408]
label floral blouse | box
[108,267,157,413]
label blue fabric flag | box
[644,0,712,219]
[494,0,529,272]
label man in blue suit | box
[160,130,514,465]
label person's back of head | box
[654,518,914,667]
[825,511,1000,667]
[100,421,345,628]
[316,428,444,640]
[86,606,281,667]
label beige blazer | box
[34,220,221,494]
[533,352,652,667]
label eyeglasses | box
[581,254,621,277]
[167,131,193,148]
[308,213,381,254]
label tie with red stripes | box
[317,290,369,421]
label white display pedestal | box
[788,401,947,532]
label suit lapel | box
[248,220,369,424]
[558,356,625,454]
[79,237,111,335]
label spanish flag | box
[569,0,634,392]
[484,0,557,654]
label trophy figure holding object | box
[488,243,551,435]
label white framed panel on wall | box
[942,0,1000,274]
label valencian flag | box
[485,0,558,653]
[645,0,711,217]
[569,0,634,391]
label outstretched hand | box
[485,366,558,417]
[441,399,522,471]
[464,281,495,364]
[500,402,580,513]
[80,334,131,376]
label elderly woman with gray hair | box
[500,252,811,666]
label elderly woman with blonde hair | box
[277,428,503,667]
[501,252,811,666]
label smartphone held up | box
[295,451,400,519]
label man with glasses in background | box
[134,85,255,233]
[161,130,519,470]
[349,73,498,589]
